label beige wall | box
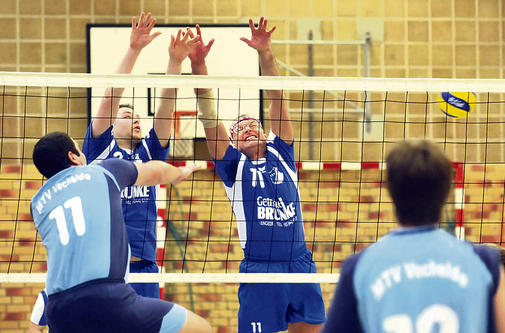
[1,0,504,164]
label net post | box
[453,162,465,240]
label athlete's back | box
[31,160,135,294]
[327,227,500,332]
[322,140,505,333]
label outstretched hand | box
[187,25,215,64]
[169,28,201,63]
[173,164,202,185]
[240,17,276,52]
[130,12,161,50]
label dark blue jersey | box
[83,124,169,262]
[31,159,138,295]
[322,226,501,333]
[213,132,307,261]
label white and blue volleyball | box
[437,92,476,118]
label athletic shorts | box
[238,250,326,332]
[46,279,187,333]
[130,259,160,298]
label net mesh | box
[1,73,504,329]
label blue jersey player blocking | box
[322,140,505,333]
[30,132,211,333]
[188,18,326,332]
[83,12,200,298]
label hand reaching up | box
[240,17,276,53]
[187,25,215,64]
[130,12,161,51]
[169,28,201,64]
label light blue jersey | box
[31,159,137,295]
[214,131,307,262]
[323,226,501,333]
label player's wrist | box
[191,60,207,72]
[168,58,183,71]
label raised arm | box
[154,29,200,148]
[92,12,161,138]
[188,25,230,160]
[134,161,201,186]
[241,17,293,144]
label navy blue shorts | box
[130,259,160,298]
[238,250,326,332]
[46,279,186,333]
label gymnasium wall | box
[1,0,504,332]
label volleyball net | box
[1,73,505,287]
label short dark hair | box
[386,140,452,226]
[32,132,80,179]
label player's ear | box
[68,151,83,166]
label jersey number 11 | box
[48,196,86,245]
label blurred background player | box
[28,289,47,333]
[322,140,505,333]
[189,18,326,332]
[30,132,211,333]
[83,12,199,298]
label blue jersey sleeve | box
[322,253,364,333]
[268,131,296,172]
[473,244,501,333]
[146,128,170,161]
[213,144,241,187]
[82,122,114,162]
[98,159,138,189]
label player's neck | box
[244,148,266,161]
[116,137,140,151]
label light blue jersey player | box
[82,12,197,298]
[322,140,505,333]
[30,132,210,333]
[189,18,326,333]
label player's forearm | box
[157,58,181,110]
[204,124,229,160]
[135,161,182,186]
[258,49,282,99]
[92,47,142,137]
[192,61,211,95]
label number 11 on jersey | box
[251,322,262,332]
[48,196,86,245]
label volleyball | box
[437,92,476,118]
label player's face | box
[232,119,267,158]
[113,107,142,141]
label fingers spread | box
[206,38,215,49]
[138,12,145,26]
[240,37,251,45]
[150,31,161,41]
[258,17,264,29]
